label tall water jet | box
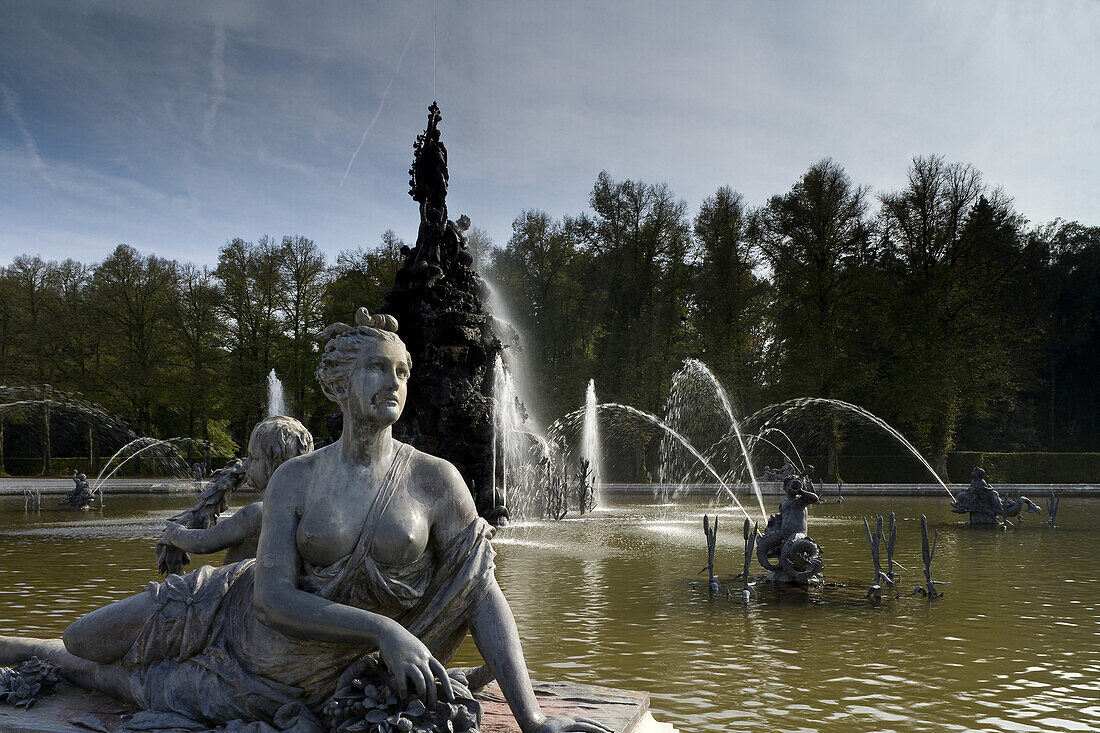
[267,370,286,417]
[581,379,603,505]
[490,355,552,521]
[662,359,767,519]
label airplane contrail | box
[339,10,423,188]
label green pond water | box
[1,492,1097,733]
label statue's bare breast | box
[294,455,431,569]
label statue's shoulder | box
[402,444,466,494]
[266,446,328,496]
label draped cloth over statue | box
[119,443,497,731]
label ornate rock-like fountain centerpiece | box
[379,102,504,519]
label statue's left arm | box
[428,460,611,733]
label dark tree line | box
[488,156,1100,477]
[0,154,1097,479]
[0,231,415,464]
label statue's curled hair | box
[314,308,410,404]
[248,415,314,466]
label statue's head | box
[246,415,313,491]
[971,466,986,481]
[315,308,412,427]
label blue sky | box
[1,0,1098,266]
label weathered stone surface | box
[0,679,670,732]
[0,682,131,732]
[478,680,650,733]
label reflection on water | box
[1,494,1097,733]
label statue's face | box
[245,452,273,492]
[347,339,410,428]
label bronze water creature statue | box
[60,470,93,510]
[737,519,758,602]
[0,308,611,733]
[912,515,946,598]
[951,467,1040,527]
[756,465,825,584]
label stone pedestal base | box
[0,680,675,733]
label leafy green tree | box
[571,172,694,413]
[466,225,494,273]
[692,186,771,410]
[1035,221,1100,450]
[6,255,66,472]
[169,264,229,460]
[750,159,872,478]
[323,230,404,326]
[488,210,592,419]
[878,156,1033,474]
[278,235,328,421]
[90,244,178,436]
[44,259,97,393]
[215,236,285,442]
[4,255,56,386]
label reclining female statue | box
[0,308,608,733]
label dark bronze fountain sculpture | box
[950,467,1041,527]
[755,464,825,584]
[59,471,93,510]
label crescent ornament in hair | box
[313,308,400,346]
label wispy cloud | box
[203,16,227,140]
[339,8,424,188]
[0,82,50,184]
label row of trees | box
[488,156,1099,476]
[1,154,1097,478]
[0,233,409,463]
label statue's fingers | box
[421,664,438,709]
[407,665,427,704]
[391,666,409,699]
[429,658,454,702]
[569,719,613,733]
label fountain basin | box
[1,493,1096,732]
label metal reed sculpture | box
[912,514,946,598]
[701,515,720,594]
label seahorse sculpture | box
[739,518,758,602]
[755,464,825,584]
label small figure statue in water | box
[950,467,1041,527]
[60,471,93,511]
[756,464,825,584]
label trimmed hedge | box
[797,453,1100,484]
[948,452,1100,484]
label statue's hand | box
[161,522,184,546]
[375,622,454,708]
[529,715,614,733]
